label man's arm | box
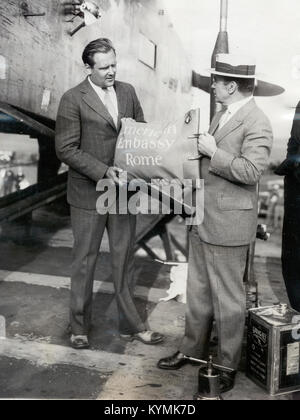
[209,118,273,186]
[275,101,300,177]
[288,101,300,157]
[55,92,108,182]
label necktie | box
[218,105,230,130]
[103,88,118,128]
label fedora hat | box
[210,54,257,79]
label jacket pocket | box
[218,195,254,211]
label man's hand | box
[197,133,218,158]
[106,167,125,186]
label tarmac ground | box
[0,205,299,400]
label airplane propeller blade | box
[254,80,285,97]
[192,71,211,94]
[210,0,229,119]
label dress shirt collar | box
[88,77,115,99]
[226,96,253,118]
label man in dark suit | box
[158,54,273,393]
[55,38,163,349]
[276,101,300,312]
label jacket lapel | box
[214,99,256,144]
[115,81,128,130]
[80,78,117,130]
[215,117,243,144]
[209,111,223,136]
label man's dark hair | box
[82,38,116,67]
[216,75,256,94]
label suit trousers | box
[180,227,248,369]
[70,206,146,336]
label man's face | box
[211,76,231,104]
[89,50,117,88]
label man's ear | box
[85,63,92,73]
[228,81,237,95]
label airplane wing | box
[0,102,54,138]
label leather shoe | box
[219,371,237,394]
[120,330,164,345]
[70,335,90,350]
[158,351,189,370]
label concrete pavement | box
[0,210,298,400]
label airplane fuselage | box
[0,0,193,124]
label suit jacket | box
[197,99,273,247]
[55,78,144,209]
[275,101,300,181]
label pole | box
[210,0,229,121]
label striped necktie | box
[103,88,118,128]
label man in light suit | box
[158,54,273,393]
[56,38,163,349]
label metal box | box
[247,305,300,396]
